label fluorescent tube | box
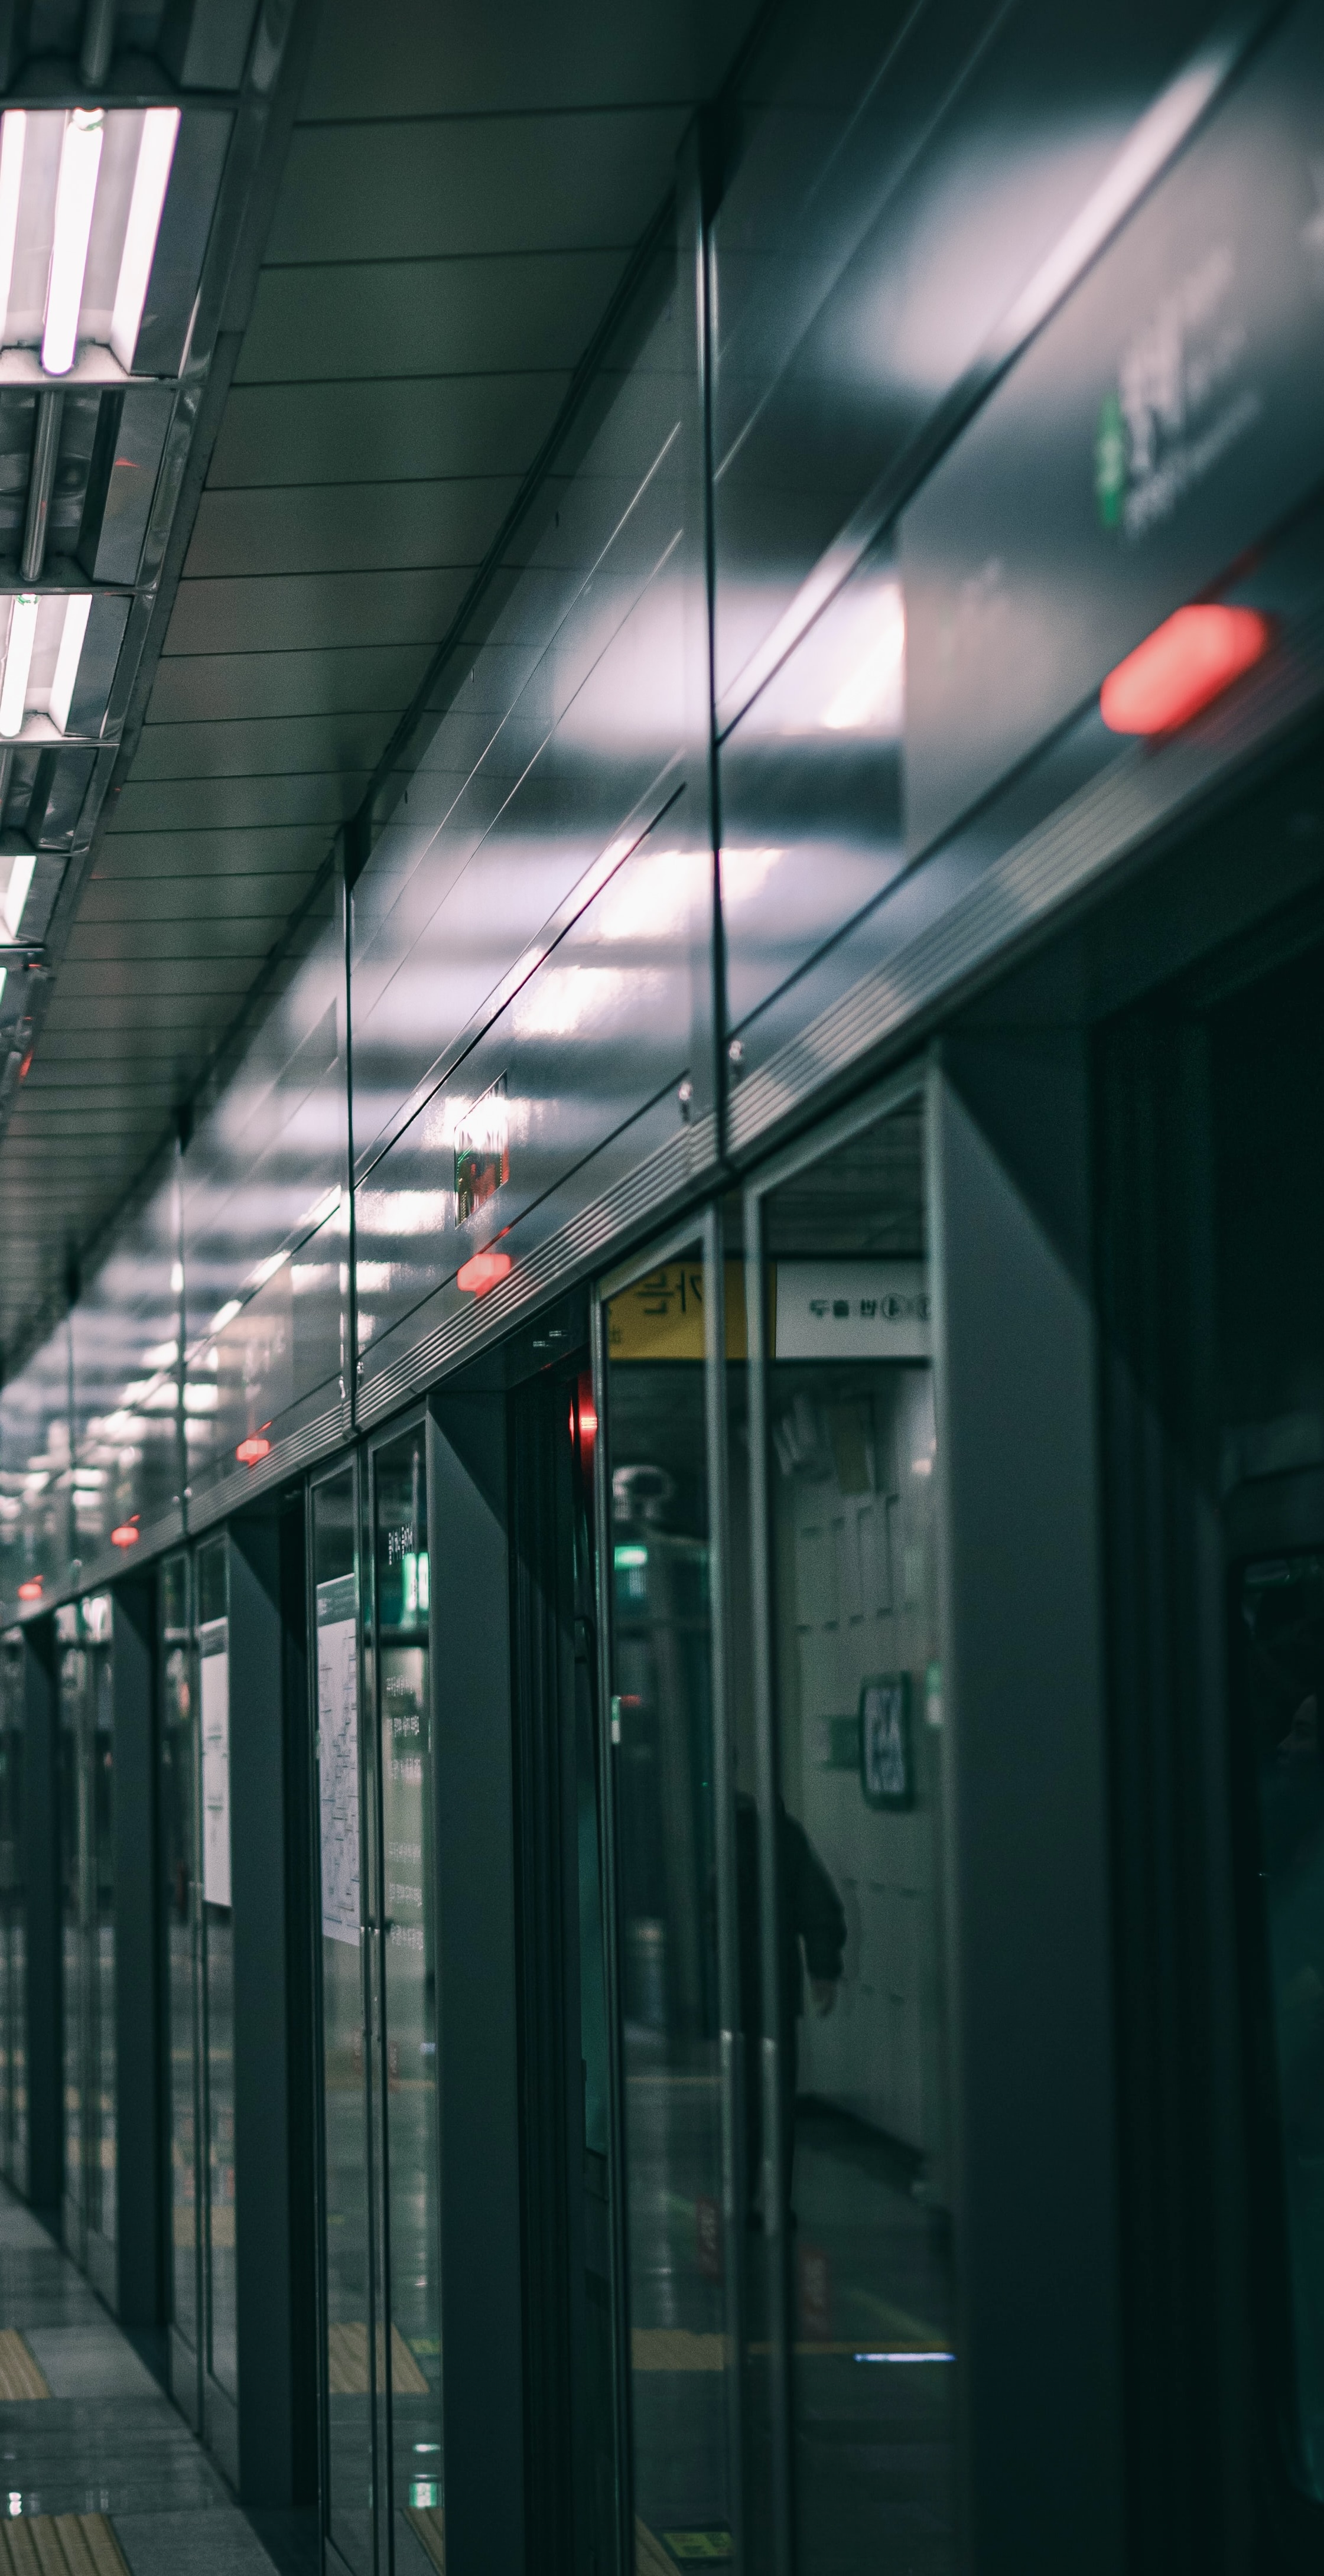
[0,113,25,340]
[43,109,104,378]
[110,108,180,372]
[49,593,91,734]
[0,970,8,1006]
[4,854,34,937]
[0,595,38,737]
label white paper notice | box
[317,1574,360,1945]
[200,1619,231,1908]
[775,1260,931,1361]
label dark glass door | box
[0,1629,21,2190]
[58,1605,89,2264]
[83,1594,115,2299]
[312,1462,375,2576]
[599,1237,739,2570]
[161,1548,203,2425]
[313,1423,441,2576]
[197,1534,237,2460]
[370,1420,442,2576]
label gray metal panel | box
[131,109,233,380]
[158,0,259,89]
[81,388,176,587]
[109,772,365,831]
[184,478,525,581]
[109,1576,161,2325]
[129,711,397,782]
[67,596,132,737]
[428,1397,525,2576]
[165,567,471,656]
[932,1045,1123,2574]
[147,645,434,724]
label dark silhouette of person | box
[736,1790,845,2222]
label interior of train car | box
[0,0,1319,2571]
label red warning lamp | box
[110,1520,140,1549]
[236,1430,272,1467]
[17,1578,41,1602]
[1099,603,1270,736]
[574,1370,598,1458]
[457,1250,513,1297]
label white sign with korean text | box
[200,1619,231,1908]
[317,1573,360,1946]
[775,1260,931,1361]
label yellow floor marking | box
[405,2505,444,2572]
[0,2334,50,2401]
[632,2330,730,2372]
[0,2518,129,2576]
[326,2322,430,2398]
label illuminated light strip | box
[0,113,25,339]
[0,594,37,737]
[110,108,180,370]
[43,109,104,376]
[1099,603,1271,736]
[854,2350,955,2364]
[48,593,91,734]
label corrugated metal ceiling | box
[0,0,762,1352]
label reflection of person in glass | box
[736,1791,845,2222]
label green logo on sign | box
[1095,388,1126,531]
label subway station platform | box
[0,2189,313,2576]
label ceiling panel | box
[77,874,328,926]
[298,0,759,120]
[233,252,629,384]
[265,109,689,264]
[109,772,366,832]
[208,376,573,489]
[129,713,398,782]
[146,645,434,723]
[164,568,471,656]
[183,478,523,580]
[93,826,336,878]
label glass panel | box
[0,1632,22,2187]
[313,1467,374,2576]
[86,1598,115,2247]
[759,1098,956,2572]
[372,1423,443,2574]
[58,1621,87,2260]
[199,1538,237,2403]
[160,1552,200,2361]
[603,1249,734,2565]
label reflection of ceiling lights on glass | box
[3,852,33,937]
[457,1249,512,1296]
[0,103,180,378]
[821,588,906,732]
[236,1430,271,1466]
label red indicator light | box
[17,1579,41,1601]
[457,1250,512,1297]
[575,1369,598,1455]
[110,1521,140,1549]
[1099,604,1270,736]
[236,1432,272,1467]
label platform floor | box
[0,2183,317,2576]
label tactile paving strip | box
[0,2336,50,2402]
[0,2515,131,2576]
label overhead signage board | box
[902,4,1324,857]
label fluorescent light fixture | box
[0,967,8,1006]
[209,1299,240,1333]
[48,592,91,734]
[43,109,104,376]
[0,595,37,737]
[3,853,33,936]
[110,108,179,370]
[0,113,25,337]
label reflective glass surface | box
[372,1423,442,2575]
[312,1468,373,2576]
[0,1632,22,2187]
[160,1552,200,2369]
[198,1538,237,2404]
[58,1624,87,2260]
[757,1100,955,2571]
[86,1601,115,2250]
[603,1251,735,2563]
